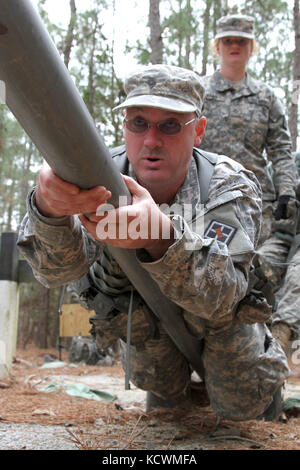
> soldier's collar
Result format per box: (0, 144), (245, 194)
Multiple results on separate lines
(171, 156), (201, 224)
(213, 70), (259, 94)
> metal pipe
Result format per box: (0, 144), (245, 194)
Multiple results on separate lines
(0, 0), (203, 376)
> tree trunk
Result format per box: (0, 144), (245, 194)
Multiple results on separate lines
(178, 0), (184, 67)
(18, 139), (33, 224)
(38, 286), (50, 348)
(64, 0), (77, 69)
(184, 0), (192, 69)
(149, 0), (163, 64)
(212, 0), (222, 70)
(201, 0), (212, 76)
(50, 286), (64, 348)
(0, 108), (5, 155)
(289, 0), (300, 151)
(21, 313), (35, 349)
(5, 176), (16, 232)
(109, 0), (123, 146)
(87, 15), (99, 117)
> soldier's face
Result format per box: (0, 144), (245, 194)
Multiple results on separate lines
(123, 106), (206, 197)
(218, 36), (252, 69)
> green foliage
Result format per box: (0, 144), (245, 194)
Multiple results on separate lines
(0, 108), (42, 232)
(243, 0), (292, 93)
(161, 0), (202, 69)
(69, 2), (123, 145)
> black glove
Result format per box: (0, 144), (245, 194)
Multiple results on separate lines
(274, 195), (291, 220)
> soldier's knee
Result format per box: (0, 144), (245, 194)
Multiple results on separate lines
(203, 321), (290, 421)
(89, 305), (156, 350)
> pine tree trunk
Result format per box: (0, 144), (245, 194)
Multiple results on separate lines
(50, 287), (64, 348)
(0, 108), (5, 156)
(38, 286), (50, 348)
(5, 176), (16, 232)
(184, 0), (192, 69)
(289, 0), (300, 151)
(109, 0), (123, 147)
(64, 0), (77, 69)
(18, 140), (33, 224)
(87, 16), (98, 117)
(149, 0), (163, 64)
(201, 0), (212, 76)
(212, 0), (222, 70)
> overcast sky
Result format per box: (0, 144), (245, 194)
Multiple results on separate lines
(31, 0), (259, 77)
(31, 0), (151, 77)
(30, 0), (294, 94)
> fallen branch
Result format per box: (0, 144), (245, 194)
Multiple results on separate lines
(0, 381), (11, 389)
(13, 356), (34, 367)
(207, 434), (266, 448)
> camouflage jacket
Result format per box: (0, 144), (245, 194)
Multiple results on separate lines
(17, 147), (262, 334)
(200, 71), (296, 202)
(295, 152), (300, 201)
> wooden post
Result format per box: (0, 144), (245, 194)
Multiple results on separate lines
(0, 233), (20, 378)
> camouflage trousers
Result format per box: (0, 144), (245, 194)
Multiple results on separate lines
(90, 302), (289, 421)
(256, 233), (300, 337)
(256, 234), (290, 292)
(258, 201), (274, 246)
(272, 247), (300, 338)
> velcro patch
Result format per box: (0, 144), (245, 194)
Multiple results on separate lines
(204, 220), (237, 245)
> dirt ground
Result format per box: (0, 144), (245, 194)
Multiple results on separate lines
(1, 345), (300, 450)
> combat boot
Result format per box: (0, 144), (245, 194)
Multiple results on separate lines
(258, 385), (283, 422)
(146, 391), (188, 412)
(146, 380), (210, 412)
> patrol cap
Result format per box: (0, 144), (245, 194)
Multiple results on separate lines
(113, 64), (204, 116)
(215, 14), (255, 40)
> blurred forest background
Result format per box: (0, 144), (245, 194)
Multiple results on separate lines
(0, 0), (299, 349)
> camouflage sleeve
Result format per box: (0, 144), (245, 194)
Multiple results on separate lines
(266, 93), (296, 198)
(137, 161), (262, 327)
(17, 188), (102, 288)
(296, 178), (300, 202)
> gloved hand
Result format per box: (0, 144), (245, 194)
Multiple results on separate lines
(274, 195), (290, 220)
(272, 196), (298, 236)
(274, 195), (295, 220)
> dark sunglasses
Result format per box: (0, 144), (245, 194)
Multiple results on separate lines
(124, 116), (196, 136)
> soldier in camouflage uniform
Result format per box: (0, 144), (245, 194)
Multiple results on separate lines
(200, 14), (297, 353)
(200, 14), (297, 244)
(17, 64), (289, 421)
(269, 153), (300, 350)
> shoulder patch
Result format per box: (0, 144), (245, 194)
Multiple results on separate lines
(204, 220), (237, 245)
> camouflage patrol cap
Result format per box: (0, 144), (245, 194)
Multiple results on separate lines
(215, 14), (255, 40)
(113, 64), (204, 116)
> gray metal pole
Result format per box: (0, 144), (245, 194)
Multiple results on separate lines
(0, 0), (203, 376)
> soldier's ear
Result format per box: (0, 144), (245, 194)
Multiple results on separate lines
(194, 116), (206, 146)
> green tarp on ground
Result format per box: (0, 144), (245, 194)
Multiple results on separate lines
(39, 381), (116, 403)
(283, 396), (300, 413)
